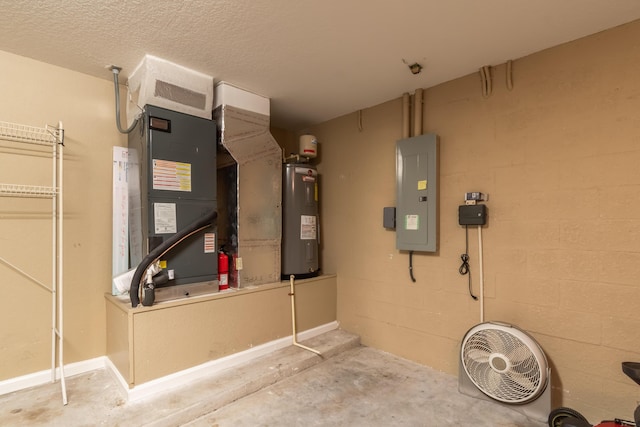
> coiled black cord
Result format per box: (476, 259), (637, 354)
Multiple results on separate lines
(459, 225), (478, 300)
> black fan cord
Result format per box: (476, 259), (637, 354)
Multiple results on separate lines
(459, 225), (478, 300)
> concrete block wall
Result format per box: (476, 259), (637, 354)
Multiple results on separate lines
(311, 20), (640, 421)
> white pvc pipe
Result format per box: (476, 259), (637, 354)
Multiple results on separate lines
(289, 275), (321, 356)
(478, 226), (485, 323)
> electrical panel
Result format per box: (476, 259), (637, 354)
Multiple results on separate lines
(396, 133), (438, 252)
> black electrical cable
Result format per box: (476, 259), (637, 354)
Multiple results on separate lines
(409, 251), (416, 283)
(459, 225), (478, 300)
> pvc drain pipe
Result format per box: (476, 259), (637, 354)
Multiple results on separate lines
(478, 226), (485, 323)
(289, 275), (322, 356)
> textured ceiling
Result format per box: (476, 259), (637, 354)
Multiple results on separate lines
(1, 1), (640, 130)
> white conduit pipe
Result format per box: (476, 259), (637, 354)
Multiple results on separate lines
(402, 93), (410, 139)
(480, 66), (492, 98)
(289, 275), (322, 356)
(506, 60), (514, 91)
(413, 88), (423, 137)
(478, 226), (485, 323)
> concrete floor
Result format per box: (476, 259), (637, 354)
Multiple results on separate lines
(0, 330), (546, 427)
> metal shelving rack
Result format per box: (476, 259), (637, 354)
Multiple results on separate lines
(0, 120), (67, 405)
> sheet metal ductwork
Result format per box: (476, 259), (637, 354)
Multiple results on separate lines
(214, 85), (282, 288)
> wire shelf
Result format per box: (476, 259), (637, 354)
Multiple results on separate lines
(0, 183), (57, 198)
(0, 119), (66, 405)
(0, 121), (59, 146)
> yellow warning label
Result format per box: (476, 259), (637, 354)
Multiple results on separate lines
(159, 260), (167, 269)
(418, 180), (427, 190)
(152, 159), (192, 192)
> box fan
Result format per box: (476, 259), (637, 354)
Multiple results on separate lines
(458, 321), (551, 422)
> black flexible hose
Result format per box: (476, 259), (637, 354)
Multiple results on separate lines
(130, 209), (218, 307)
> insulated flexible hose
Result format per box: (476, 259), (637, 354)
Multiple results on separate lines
(130, 209), (218, 307)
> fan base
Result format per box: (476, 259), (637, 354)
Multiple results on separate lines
(458, 358), (551, 423)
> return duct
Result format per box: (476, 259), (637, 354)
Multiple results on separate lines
(214, 82), (282, 288)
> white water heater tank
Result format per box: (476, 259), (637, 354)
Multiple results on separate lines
(299, 135), (318, 158)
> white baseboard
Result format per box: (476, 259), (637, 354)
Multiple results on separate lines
(1, 321), (339, 401)
(0, 356), (107, 397)
(122, 320), (339, 401)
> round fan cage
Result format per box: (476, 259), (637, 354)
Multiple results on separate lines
(460, 322), (548, 404)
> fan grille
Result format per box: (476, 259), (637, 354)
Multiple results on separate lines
(462, 327), (545, 403)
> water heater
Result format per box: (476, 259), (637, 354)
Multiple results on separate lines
(281, 162), (319, 279)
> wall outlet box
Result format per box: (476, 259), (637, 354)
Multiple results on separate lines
(383, 207), (396, 229)
(459, 204), (487, 225)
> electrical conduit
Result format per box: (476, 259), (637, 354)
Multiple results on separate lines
(413, 88), (423, 137)
(110, 66), (139, 134)
(402, 93), (411, 139)
(405, 88), (424, 282)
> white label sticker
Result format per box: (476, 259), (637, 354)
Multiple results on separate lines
(300, 215), (317, 240)
(152, 159), (192, 192)
(154, 203), (177, 234)
(204, 233), (215, 253)
(112, 147), (129, 280)
(296, 167), (317, 182)
(405, 214), (419, 230)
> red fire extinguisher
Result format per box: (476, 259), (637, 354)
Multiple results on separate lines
(218, 249), (229, 290)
